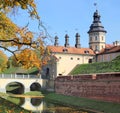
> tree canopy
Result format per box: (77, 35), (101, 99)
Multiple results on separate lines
(0, 0), (50, 71)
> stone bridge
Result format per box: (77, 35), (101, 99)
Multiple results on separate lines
(0, 74), (47, 93)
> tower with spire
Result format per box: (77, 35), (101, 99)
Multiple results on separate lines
(88, 9), (107, 52)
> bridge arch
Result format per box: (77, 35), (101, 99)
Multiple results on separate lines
(6, 81), (25, 94)
(0, 74), (47, 93)
(30, 82), (41, 91)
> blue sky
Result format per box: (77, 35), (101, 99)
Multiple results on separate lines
(11, 0), (120, 48)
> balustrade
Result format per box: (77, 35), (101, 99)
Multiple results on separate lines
(0, 74), (41, 79)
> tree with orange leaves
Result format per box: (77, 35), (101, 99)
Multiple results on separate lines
(0, 1), (50, 71)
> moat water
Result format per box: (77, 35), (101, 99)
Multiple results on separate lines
(8, 97), (96, 113)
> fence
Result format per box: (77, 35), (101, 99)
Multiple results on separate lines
(0, 74), (41, 79)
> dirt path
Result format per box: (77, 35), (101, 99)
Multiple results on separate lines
(9, 94), (44, 98)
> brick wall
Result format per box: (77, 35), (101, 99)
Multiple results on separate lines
(55, 73), (120, 103)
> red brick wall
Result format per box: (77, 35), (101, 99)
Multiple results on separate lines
(55, 73), (120, 103)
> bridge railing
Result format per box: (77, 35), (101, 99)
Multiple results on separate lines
(0, 74), (41, 79)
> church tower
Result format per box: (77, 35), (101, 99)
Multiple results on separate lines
(88, 10), (107, 52)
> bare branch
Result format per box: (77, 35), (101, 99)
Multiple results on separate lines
(0, 39), (32, 46)
(0, 45), (18, 61)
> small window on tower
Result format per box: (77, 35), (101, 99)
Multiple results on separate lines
(95, 36), (97, 40)
(102, 36), (104, 40)
(90, 37), (92, 41)
(96, 45), (98, 50)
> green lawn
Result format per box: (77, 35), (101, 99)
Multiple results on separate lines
(70, 55), (120, 74)
(45, 92), (120, 113)
(1, 91), (120, 113)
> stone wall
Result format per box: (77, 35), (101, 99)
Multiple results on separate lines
(55, 73), (120, 103)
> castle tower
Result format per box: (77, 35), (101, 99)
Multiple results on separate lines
(75, 33), (81, 48)
(64, 34), (69, 47)
(54, 36), (59, 46)
(88, 10), (107, 52)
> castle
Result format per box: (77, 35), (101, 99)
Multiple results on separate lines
(42, 10), (120, 79)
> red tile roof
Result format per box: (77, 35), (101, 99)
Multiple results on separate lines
(47, 46), (95, 55)
(105, 44), (114, 48)
(98, 46), (120, 54)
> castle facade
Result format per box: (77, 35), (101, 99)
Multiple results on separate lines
(42, 10), (120, 79)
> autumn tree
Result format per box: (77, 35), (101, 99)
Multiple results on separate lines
(0, 0), (50, 71)
(0, 50), (8, 72)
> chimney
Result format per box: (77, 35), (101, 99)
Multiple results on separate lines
(113, 41), (120, 46)
(64, 34), (69, 47)
(54, 36), (59, 46)
(75, 33), (81, 48)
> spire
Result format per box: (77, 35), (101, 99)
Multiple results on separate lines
(54, 36), (59, 46)
(88, 10), (107, 33)
(64, 34), (69, 47)
(75, 33), (81, 48)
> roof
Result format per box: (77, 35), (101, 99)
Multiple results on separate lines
(88, 10), (107, 33)
(98, 46), (120, 54)
(47, 46), (95, 55)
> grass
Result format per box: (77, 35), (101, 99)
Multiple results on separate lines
(2, 67), (38, 74)
(24, 91), (44, 96)
(70, 55), (120, 75)
(45, 92), (120, 113)
(1, 91), (120, 113)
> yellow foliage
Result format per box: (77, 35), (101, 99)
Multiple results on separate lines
(0, 50), (8, 72)
(0, 12), (18, 40)
(16, 49), (41, 69)
(0, 0), (39, 19)
(0, 1), (51, 70)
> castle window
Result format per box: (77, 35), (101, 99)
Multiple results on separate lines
(84, 50), (89, 54)
(95, 36), (97, 40)
(95, 45), (98, 50)
(90, 37), (92, 41)
(59, 57), (61, 59)
(63, 48), (68, 52)
(77, 58), (80, 60)
(102, 36), (104, 40)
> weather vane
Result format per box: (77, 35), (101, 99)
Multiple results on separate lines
(94, 2), (98, 10)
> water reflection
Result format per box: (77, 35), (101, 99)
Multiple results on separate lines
(8, 97), (95, 113)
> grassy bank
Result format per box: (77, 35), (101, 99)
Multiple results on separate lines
(45, 92), (120, 113)
(1, 91), (120, 113)
(70, 55), (120, 74)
